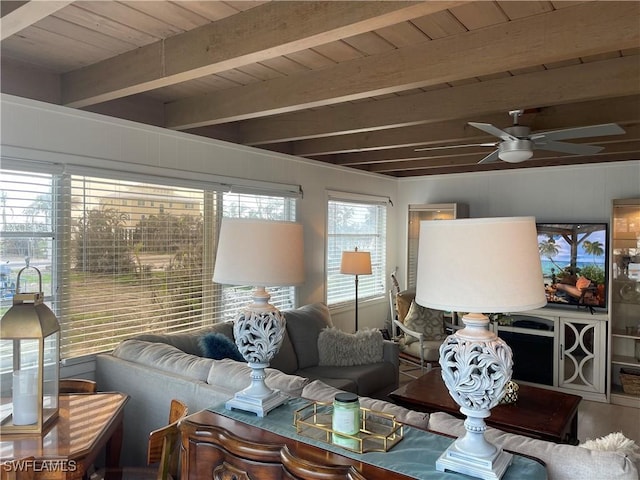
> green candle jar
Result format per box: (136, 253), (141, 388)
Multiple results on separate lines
(332, 392), (360, 449)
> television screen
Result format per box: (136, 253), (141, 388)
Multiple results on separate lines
(536, 223), (608, 310)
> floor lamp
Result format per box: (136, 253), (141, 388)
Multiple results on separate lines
(340, 247), (371, 331)
(415, 217), (546, 479)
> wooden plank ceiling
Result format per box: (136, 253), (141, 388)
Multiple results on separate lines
(1, 1), (639, 177)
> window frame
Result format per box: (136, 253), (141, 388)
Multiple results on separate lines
(1, 165), (300, 360)
(326, 192), (388, 308)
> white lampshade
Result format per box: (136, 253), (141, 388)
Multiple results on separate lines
(213, 218), (304, 287)
(340, 250), (372, 275)
(415, 217), (546, 313)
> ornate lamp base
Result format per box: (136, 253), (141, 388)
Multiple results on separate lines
(436, 443), (512, 480)
(437, 312), (515, 480)
(226, 287), (288, 417)
(225, 361), (289, 417)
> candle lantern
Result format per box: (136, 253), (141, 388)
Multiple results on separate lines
(0, 261), (59, 434)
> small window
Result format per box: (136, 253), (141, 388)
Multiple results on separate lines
(326, 197), (386, 306)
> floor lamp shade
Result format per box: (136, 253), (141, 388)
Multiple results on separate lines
(415, 217), (546, 480)
(340, 248), (371, 332)
(213, 218), (304, 417)
(340, 250), (372, 276)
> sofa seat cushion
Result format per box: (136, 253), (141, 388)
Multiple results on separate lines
(207, 358), (309, 397)
(112, 339), (214, 382)
(300, 362), (396, 398)
(428, 412), (639, 480)
(284, 303), (333, 370)
(298, 374), (356, 393)
(302, 380), (429, 429)
(403, 301), (446, 345)
(317, 327), (383, 366)
(398, 336), (442, 362)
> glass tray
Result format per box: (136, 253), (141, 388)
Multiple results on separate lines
(293, 401), (404, 454)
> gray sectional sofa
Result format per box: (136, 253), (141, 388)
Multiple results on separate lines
(95, 302), (399, 465)
(95, 303), (639, 479)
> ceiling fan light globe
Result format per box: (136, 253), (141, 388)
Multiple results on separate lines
(498, 140), (533, 163)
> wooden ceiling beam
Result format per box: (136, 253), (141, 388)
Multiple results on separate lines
(1, 1), (72, 40)
(281, 97), (640, 156)
(239, 55), (640, 144)
(390, 155), (640, 177)
(363, 139), (640, 173)
(61, 1), (464, 108)
(165, 1), (640, 129)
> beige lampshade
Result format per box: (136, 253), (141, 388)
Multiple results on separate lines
(213, 218), (304, 286)
(415, 217), (547, 313)
(340, 249), (372, 275)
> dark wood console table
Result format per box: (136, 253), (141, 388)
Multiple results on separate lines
(180, 408), (414, 480)
(390, 369), (581, 444)
(179, 403), (547, 480)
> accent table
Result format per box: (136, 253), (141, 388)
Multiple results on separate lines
(390, 369), (581, 444)
(0, 392), (129, 480)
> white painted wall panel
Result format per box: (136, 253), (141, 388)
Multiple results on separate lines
(396, 162), (640, 286)
(1, 94), (398, 333)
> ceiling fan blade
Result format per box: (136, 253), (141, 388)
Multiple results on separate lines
(415, 142), (496, 152)
(477, 150), (500, 164)
(468, 122), (518, 142)
(534, 140), (604, 155)
(531, 123), (625, 141)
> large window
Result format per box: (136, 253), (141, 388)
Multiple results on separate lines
(0, 168), (297, 359)
(326, 196), (387, 306)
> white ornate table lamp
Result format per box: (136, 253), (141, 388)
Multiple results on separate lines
(415, 217), (546, 480)
(213, 218), (304, 416)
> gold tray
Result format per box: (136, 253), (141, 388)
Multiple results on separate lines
(293, 401), (404, 454)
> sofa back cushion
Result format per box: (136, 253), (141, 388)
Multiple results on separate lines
(133, 322), (235, 356)
(428, 412), (639, 480)
(284, 303), (333, 369)
(270, 330), (298, 374)
(207, 358), (308, 397)
(112, 339), (214, 382)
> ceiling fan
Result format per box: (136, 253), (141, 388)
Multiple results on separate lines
(415, 110), (625, 164)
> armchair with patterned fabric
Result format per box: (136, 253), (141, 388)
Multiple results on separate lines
(389, 274), (456, 378)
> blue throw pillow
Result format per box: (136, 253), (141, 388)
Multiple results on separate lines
(198, 332), (245, 362)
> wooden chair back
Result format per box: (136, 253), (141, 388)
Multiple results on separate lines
(59, 378), (97, 394)
(147, 399), (188, 480)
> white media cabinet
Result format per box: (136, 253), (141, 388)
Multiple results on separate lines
(492, 307), (608, 403)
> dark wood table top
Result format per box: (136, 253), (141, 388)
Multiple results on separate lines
(0, 392), (129, 479)
(181, 408), (418, 480)
(389, 369), (582, 444)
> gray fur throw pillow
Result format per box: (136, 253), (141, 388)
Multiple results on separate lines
(317, 327), (384, 366)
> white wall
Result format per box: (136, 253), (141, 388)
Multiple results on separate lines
(395, 162), (640, 286)
(3, 95), (638, 334)
(0, 94), (398, 332)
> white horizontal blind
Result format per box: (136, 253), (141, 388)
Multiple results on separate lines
(215, 192), (297, 323)
(327, 198), (386, 305)
(58, 175), (211, 358)
(2, 167), (299, 359)
(0, 170), (55, 309)
(0, 171), (55, 374)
